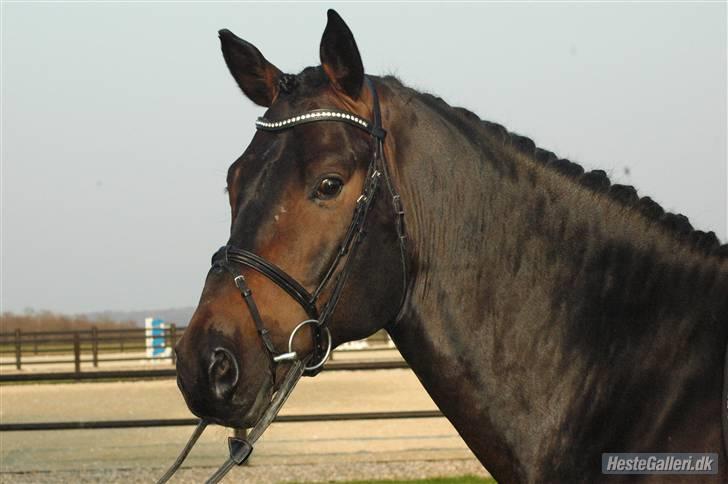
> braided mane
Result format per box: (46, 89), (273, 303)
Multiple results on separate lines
(410, 93), (728, 259)
(447, 104), (728, 259)
(287, 71), (726, 259)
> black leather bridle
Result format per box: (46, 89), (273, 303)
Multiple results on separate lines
(210, 77), (406, 375)
(158, 77), (407, 483)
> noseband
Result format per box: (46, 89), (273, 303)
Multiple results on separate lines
(158, 77), (407, 483)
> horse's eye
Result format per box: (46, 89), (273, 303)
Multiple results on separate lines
(315, 177), (344, 200)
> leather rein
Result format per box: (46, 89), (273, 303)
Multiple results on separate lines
(157, 77), (407, 483)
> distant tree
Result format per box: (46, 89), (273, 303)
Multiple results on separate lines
(0, 311), (137, 333)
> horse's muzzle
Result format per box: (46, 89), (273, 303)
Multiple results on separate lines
(208, 347), (240, 400)
(175, 340), (242, 419)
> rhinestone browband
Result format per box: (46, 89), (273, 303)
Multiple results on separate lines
(255, 108), (384, 138)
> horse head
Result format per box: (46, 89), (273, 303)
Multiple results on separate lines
(174, 10), (407, 429)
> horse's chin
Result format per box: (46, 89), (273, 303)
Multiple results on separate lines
(227, 373), (274, 428)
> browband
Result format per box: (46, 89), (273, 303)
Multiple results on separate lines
(256, 108), (386, 139)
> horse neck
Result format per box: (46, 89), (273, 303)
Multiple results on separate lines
(381, 81), (728, 481)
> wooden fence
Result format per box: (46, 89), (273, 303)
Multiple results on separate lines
(0, 327), (395, 375)
(0, 326), (181, 371)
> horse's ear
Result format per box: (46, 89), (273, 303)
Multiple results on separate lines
(219, 29), (282, 107)
(319, 10), (364, 100)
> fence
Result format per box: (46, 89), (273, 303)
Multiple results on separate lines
(0, 326), (181, 371)
(0, 334), (428, 456)
(0, 327), (397, 375)
(0, 410), (443, 432)
(0, 344), (423, 435)
(0, 360), (409, 383)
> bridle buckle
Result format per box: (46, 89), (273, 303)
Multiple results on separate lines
(233, 275), (250, 295)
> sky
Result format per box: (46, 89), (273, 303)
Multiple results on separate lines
(2, 2), (726, 315)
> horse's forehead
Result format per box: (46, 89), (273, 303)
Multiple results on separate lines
(228, 85), (369, 190)
(241, 118), (362, 170)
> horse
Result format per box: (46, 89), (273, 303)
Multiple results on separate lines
(170, 9), (728, 483)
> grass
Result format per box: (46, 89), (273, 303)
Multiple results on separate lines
(297, 477), (496, 484)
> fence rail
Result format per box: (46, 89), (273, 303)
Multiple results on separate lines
(0, 334), (420, 448)
(0, 326), (182, 371)
(0, 410), (443, 432)
(0, 326), (397, 377)
(0, 360), (409, 383)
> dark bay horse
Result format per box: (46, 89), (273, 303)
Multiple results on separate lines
(173, 10), (728, 483)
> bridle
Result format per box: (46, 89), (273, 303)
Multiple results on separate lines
(157, 77), (408, 483)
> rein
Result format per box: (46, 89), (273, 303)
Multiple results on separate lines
(157, 77), (407, 483)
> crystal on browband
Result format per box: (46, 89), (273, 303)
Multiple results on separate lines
(255, 109), (374, 134)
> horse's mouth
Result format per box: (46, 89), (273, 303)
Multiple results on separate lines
(222, 372), (275, 428)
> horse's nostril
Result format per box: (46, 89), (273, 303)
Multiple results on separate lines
(208, 347), (240, 400)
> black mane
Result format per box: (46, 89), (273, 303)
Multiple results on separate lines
(446, 102), (728, 259)
(284, 72), (726, 259)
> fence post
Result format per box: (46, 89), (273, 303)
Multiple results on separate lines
(14, 329), (22, 370)
(33, 333), (38, 355)
(91, 327), (99, 368)
(73, 332), (81, 374)
(170, 324), (177, 364)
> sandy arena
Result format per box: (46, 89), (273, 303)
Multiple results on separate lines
(0, 367), (491, 483)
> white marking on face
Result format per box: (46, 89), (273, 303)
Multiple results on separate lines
(273, 205), (287, 223)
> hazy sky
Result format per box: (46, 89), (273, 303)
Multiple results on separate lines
(2, 2), (726, 314)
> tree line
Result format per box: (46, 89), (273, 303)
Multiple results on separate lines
(0, 311), (137, 333)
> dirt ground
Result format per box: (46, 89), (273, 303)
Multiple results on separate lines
(0, 368), (490, 483)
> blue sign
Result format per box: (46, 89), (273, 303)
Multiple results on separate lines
(145, 317), (170, 359)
